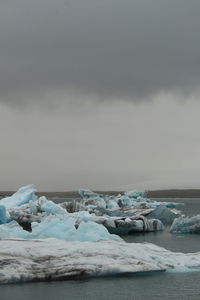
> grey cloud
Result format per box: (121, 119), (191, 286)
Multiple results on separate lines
(0, 0), (200, 103)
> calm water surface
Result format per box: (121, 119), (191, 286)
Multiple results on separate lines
(1, 198), (200, 300)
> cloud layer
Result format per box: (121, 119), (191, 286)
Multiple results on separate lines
(1, 0), (200, 103)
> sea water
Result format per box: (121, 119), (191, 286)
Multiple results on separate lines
(1, 198), (200, 300)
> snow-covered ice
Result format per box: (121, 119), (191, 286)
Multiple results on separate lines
(1, 238), (200, 284)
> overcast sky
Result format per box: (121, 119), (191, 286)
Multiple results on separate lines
(1, 0), (200, 191)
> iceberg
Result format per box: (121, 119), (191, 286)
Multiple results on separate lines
(170, 215), (200, 233)
(0, 185), (182, 240)
(0, 214), (121, 242)
(100, 215), (164, 234)
(71, 211), (164, 234)
(8, 195), (68, 229)
(78, 189), (182, 211)
(0, 184), (37, 210)
(9, 204), (42, 230)
(5, 204), (164, 240)
(1, 239), (200, 284)
(0, 185), (38, 224)
(147, 205), (181, 225)
(0, 186), (164, 237)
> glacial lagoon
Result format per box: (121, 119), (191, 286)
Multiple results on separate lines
(1, 188), (200, 299)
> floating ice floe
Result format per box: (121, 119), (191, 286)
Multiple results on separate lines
(100, 215), (163, 234)
(1, 239), (200, 284)
(78, 189), (182, 211)
(5, 209), (163, 239)
(72, 211), (164, 234)
(0, 185), (165, 235)
(0, 185), (184, 239)
(170, 215), (200, 233)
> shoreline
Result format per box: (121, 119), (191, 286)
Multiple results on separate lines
(1, 189), (200, 198)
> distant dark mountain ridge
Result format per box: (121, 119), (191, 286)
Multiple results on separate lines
(147, 189), (200, 198)
(1, 189), (200, 199)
